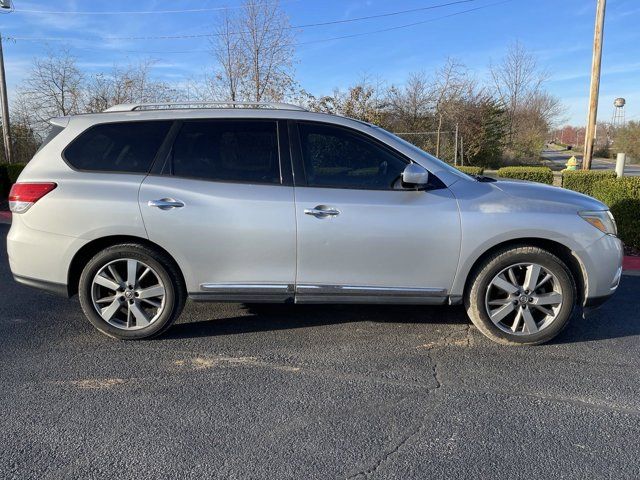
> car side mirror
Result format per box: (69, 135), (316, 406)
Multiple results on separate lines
(402, 163), (429, 188)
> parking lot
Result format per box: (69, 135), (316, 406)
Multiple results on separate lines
(1, 222), (640, 479)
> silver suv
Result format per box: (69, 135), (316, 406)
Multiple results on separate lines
(7, 102), (623, 345)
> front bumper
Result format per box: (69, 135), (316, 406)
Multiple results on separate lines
(578, 233), (623, 304)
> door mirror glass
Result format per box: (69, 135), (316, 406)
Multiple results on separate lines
(402, 163), (429, 187)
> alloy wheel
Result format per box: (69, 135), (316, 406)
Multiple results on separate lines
(484, 262), (564, 336)
(90, 259), (166, 330)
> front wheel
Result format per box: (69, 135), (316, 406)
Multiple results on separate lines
(465, 246), (576, 345)
(78, 244), (185, 340)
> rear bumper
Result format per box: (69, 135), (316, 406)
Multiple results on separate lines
(13, 274), (69, 297)
(7, 214), (85, 293)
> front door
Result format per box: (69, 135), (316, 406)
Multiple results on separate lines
(139, 119), (296, 301)
(292, 121), (461, 303)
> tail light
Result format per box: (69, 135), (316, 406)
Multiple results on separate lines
(8, 182), (57, 213)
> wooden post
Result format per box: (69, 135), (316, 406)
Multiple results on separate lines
(453, 123), (458, 166)
(435, 113), (442, 158)
(582, 0), (606, 170)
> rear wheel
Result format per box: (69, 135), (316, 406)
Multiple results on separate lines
(78, 244), (185, 340)
(465, 246), (576, 345)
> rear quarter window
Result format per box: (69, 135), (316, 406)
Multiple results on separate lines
(64, 121), (172, 173)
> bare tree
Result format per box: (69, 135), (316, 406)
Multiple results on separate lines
(489, 42), (562, 158)
(432, 58), (473, 155)
(212, 12), (246, 102)
(386, 72), (434, 132)
(211, 0), (295, 102)
(16, 48), (84, 133)
(84, 60), (182, 113)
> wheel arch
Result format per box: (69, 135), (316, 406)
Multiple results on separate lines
(67, 235), (187, 297)
(461, 238), (586, 305)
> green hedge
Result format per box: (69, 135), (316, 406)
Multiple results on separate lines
(0, 163), (27, 198)
(592, 177), (640, 250)
(561, 170), (616, 196)
(455, 166), (484, 176)
(496, 166), (553, 185)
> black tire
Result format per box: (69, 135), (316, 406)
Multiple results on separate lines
(465, 246), (576, 346)
(78, 243), (185, 340)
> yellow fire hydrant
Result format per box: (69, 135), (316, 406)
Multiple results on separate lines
(565, 156), (578, 170)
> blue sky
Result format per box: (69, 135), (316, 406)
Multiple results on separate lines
(1, 0), (639, 125)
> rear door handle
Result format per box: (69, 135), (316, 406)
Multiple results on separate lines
(148, 198), (185, 210)
(304, 206), (340, 218)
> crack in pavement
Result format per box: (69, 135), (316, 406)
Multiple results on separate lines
(345, 424), (426, 479)
(345, 342), (447, 479)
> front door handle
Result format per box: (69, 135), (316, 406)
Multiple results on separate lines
(148, 198), (185, 210)
(304, 206), (340, 218)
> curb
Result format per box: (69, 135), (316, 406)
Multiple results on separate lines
(623, 255), (640, 274)
(0, 209), (638, 273)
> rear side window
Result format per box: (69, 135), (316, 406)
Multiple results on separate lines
(170, 120), (281, 184)
(64, 121), (172, 173)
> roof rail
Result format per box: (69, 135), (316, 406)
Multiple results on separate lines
(103, 101), (307, 113)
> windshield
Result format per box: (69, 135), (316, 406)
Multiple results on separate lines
(371, 127), (473, 180)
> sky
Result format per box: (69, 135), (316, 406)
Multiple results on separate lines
(1, 0), (639, 126)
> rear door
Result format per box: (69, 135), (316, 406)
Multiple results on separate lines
(139, 119), (296, 300)
(291, 121), (461, 303)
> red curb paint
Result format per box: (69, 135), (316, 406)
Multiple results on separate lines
(623, 256), (640, 271)
(0, 211), (11, 221)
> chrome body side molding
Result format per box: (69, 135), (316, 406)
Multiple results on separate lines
(295, 285), (446, 296)
(192, 284), (295, 303)
(191, 283), (448, 305)
(295, 284), (448, 305)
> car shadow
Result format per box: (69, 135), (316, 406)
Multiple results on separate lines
(164, 303), (469, 340)
(556, 275), (640, 344)
(165, 276), (640, 344)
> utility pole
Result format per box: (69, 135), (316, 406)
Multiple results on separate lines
(0, 33), (11, 164)
(582, 0), (606, 170)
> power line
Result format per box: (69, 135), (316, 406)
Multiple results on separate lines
(8, 0), (475, 42)
(296, 1), (513, 47)
(11, 0), (296, 15)
(7, 0), (512, 55)
(116, 0), (514, 54)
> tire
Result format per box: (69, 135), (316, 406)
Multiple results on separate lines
(465, 246), (576, 346)
(78, 243), (185, 340)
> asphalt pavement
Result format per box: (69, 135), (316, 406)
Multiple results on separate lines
(2, 223), (640, 479)
(542, 149), (640, 176)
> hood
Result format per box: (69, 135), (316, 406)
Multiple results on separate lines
(492, 179), (608, 212)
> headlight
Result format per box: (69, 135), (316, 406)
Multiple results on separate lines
(579, 210), (617, 236)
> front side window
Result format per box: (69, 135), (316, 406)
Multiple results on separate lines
(298, 123), (407, 190)
(170, 120), (281, 185)
(64, 121), (172, 172)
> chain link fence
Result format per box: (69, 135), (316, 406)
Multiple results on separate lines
(393, 131), (459, 165)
